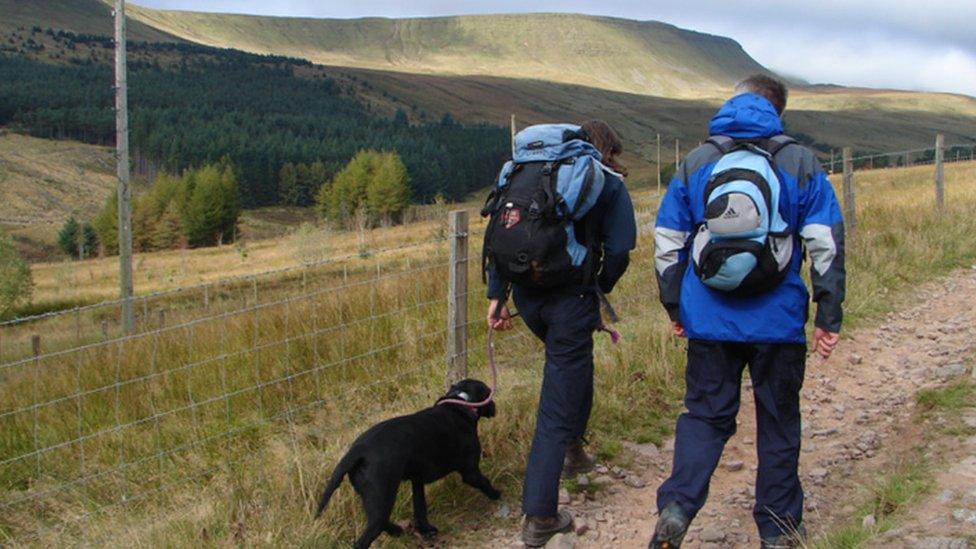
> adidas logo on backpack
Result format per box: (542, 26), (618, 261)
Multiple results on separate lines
(690, 135), (797, 296)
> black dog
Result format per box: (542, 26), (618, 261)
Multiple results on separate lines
(315, 378), (501, 548)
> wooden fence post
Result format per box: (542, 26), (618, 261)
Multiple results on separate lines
(446, 210), (469, 389)
(843, 147), (856, 239)
(656, 133), (662, 192)
(32, 334), (41, 476)
(935, 134), (945, 213)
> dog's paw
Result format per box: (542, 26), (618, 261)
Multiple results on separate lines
(415, 524), (439, 539)
(384, 523), (404, 537)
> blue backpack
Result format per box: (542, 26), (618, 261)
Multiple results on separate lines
(691, 135), (796, 296)
(481, 124), (607, 289)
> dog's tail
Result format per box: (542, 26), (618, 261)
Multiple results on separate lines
(314, 452), (361, 518)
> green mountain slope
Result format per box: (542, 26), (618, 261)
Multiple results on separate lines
(124, 8), (770, 97)
(3, 0), (974, 186)
(0, 0), (180, 42)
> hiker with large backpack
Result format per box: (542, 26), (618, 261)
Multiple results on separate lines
(483, 120), (636, 546)
(649, 75), (846, 548)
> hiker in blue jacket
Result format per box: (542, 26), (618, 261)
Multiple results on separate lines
(650, 75), (845, 549)
(486, 120), (636, 547)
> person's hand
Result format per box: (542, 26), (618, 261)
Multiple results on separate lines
(671, 321), (686, 338)
(812, 328), (840, 360)
(487, 299), (513, 331)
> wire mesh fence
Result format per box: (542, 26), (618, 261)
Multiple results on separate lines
(0, 135), (972, 543)
(0, 221), (465, 366)
(0, 237), (462, 543)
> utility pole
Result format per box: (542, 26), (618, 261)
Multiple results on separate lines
(115, 0), (134, 333)
(674, 138), (680, 169)
(656, 133), (662, 192)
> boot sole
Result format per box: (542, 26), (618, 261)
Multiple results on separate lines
(649, 522), (687, 548)
(522, 519), (574, 547)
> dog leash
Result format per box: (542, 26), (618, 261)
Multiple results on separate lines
(436, 296), (621, 410)
(436, 326), (500, 410)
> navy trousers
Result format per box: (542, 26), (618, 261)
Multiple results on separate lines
(513, 288), (600, 518)
(657, 340), (807, 539)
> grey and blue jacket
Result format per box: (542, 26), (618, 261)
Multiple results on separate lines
(654, 93), (845, 343)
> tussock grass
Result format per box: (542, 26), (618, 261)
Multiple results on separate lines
(1, 162), (976, 545)
(810, 454), (934, 549)
(811, 379), (975, 548)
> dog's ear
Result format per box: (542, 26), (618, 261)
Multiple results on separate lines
(480, 400), (497, 419)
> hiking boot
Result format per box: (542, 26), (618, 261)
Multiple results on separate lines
(648, 502), (690, 548)
(522, 510), (574, 547)
(562, 438), (596, 477)
(760, 523), (808, 548)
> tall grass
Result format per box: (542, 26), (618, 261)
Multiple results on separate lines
(1, 161), (975, 546)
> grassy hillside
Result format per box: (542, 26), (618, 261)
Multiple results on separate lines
(0, 132), (115, 221)
(0, 132), (118, 260)
(118, 3), (976, 153)
(332, 66), (976, 159)
(5, 0), (974, 159)
(2, 160), (976, 546)
(125, 8), (769, 98)
(0, 0), (180, 42)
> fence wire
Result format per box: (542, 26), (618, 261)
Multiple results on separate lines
(0, 138), (969, 544)
(0, 238), (461, 543)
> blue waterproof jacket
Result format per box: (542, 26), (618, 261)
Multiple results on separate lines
(654, 93), (845, 344)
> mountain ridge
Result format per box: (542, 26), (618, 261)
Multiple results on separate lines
(122, 6), (772, 97)
(0, 0), (180, 42)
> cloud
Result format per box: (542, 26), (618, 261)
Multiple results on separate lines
(134, 0), (976, 96)
(719, 25), (976, 96)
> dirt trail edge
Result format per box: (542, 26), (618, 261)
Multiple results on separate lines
(491, 268), (976, 549)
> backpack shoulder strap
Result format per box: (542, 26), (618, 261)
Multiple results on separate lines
(705, 135), (735, 155)
(763, 135), (797, 157)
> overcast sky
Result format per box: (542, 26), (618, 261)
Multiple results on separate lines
(137, 0), (976, 97)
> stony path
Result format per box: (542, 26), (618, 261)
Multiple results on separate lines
(867, 410), (976, 549)
(488, 268), (976, 548)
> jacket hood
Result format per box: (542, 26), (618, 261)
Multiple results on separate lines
(708, 93), (783, 139)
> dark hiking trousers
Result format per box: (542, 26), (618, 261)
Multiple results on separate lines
(657, 340), (807, 539)
(513, 287), (601, 518)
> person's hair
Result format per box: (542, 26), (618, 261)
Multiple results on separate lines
(580, 119), (628, 177)
(734, 74), (788, 115)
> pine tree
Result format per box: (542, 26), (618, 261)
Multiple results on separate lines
(278, 162), (298, 206)
(92, 190), (119, 256)
(81, 223), (98, 258)
(57, 216), (80, 258)
(151, 200), (183, 250)
(366, 152), (411, 226)
(319, 150), (376, 223)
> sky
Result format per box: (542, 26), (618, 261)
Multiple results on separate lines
(136, 0), (976, 97)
